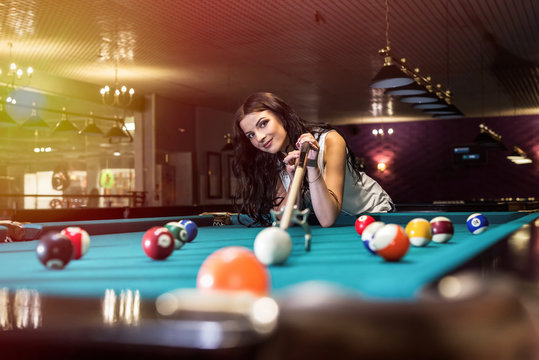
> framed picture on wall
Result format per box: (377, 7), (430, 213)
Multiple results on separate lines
(207, 152), (222, 199)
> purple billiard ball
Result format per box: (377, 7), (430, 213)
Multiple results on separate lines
(429, 216), (454, 243)
(36, 232), (74, 269)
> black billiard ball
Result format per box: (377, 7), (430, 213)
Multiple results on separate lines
(36, 232), (74, 269)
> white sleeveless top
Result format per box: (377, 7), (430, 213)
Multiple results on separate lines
(279, 130), (394, 214)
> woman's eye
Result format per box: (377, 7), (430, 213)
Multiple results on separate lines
(259, 120), (268, 128)
(246, 133), (254, 139)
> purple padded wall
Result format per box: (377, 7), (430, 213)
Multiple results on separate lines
(337, 115), (539, 203)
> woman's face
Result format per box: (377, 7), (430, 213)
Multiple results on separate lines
(239, 110), (289, 154)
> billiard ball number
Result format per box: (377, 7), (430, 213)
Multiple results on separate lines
(355, 215), (375, 236)
(36, 232), (75, 270)
(466, 213), (489, 234)
(142, 226), (175, 260)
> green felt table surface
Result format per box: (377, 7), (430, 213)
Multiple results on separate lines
(0, 211), (536, 301)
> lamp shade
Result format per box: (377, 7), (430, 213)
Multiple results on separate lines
(22, 113), (49, 130)
(424, 104), (461, 115)
(0, 107), (17, 127)
(370, 64), (414, 89)
(53, 118), (79, 134)
(413, 100), (449, 110)
(473, 131), (506, 150)
(79, 122), (104, 136)
(400, 93), (439, 104)
(385, 82), (427, 96)
(507, 146), (526, 160)
(106, 124), (129, 138)
(432, 113), (464, 119)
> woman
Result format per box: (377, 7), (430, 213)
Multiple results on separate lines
(232, 92), (393, 227)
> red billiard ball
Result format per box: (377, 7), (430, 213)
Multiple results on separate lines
(371, 224), (410, 261)
(36, 231), (74, 269)
(142, 227), (175, 260)
(197, 246), (270, 296)
(429, 216), (454, 243)
(355, 215), (375, 236)
(61, 227), (90, 259)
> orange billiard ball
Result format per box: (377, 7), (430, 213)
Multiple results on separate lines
(371, 224), (410, 261)
(197, 246), (271, 297)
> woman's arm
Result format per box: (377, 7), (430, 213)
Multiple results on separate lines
(306, 131), (346, 227)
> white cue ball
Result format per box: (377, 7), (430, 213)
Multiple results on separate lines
(254, 227), (292, 265)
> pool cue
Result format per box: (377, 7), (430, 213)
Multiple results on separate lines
(279, 142), (311, 230)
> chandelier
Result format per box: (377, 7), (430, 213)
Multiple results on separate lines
(100, 60), (134, 107)
(2, 42), (34, 104)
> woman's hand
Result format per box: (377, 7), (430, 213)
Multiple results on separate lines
(282, 133), (320, 178)
(296, 133), (319, 162)
(283, 150), (300, 178)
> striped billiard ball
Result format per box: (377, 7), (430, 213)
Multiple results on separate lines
(429, 216), (454, 243)
(466, 213), (489, 235)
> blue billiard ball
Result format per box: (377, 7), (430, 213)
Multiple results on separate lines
(466, 213), (489, 234)
(178, 219), (198, 242)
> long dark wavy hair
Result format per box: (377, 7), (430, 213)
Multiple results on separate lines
(231, 92), (361, 226)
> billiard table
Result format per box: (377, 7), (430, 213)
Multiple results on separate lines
(0, 210), (538, 359)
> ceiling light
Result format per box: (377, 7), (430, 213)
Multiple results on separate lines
(2, 42), (33, 87)
(52, 107), (79, 134)
(507, 146), (526, 160)
(507, 146), (532, 164)
(385, 81), (427, 96)
(370, 0), (413, 89)
(79, 113), (104, 136)
(100, 59), (134, 107)
(473, 123), (506, 150)
(432, 113), (464, 119)
(371, 49), (413, 89)
(21, 103), (48, 130)
(0, 101), (18, 127)
(413, 99), (449, 110)
(400, 93), (439, 104)
(511, 158), (533, 165)
(106, 124), (129, 138)
(221, 133), (233, 151)
(106, 118), (130, 140)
